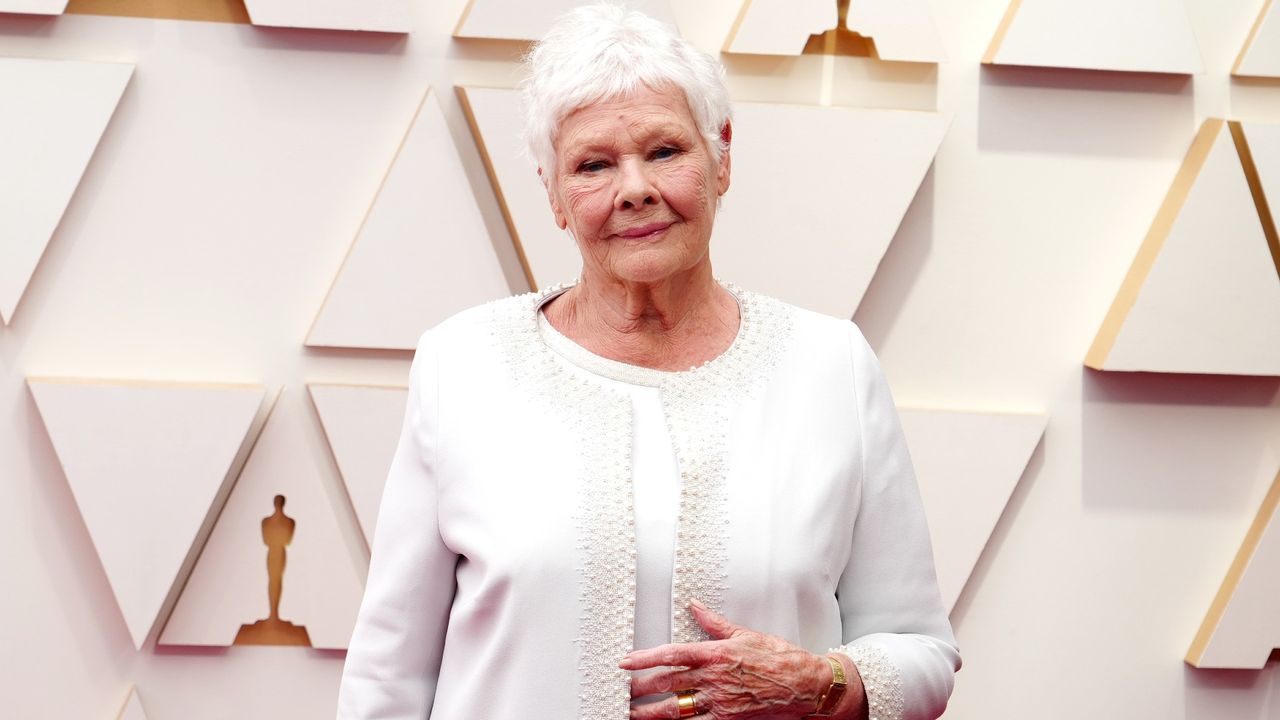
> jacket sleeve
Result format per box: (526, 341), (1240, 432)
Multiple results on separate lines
(336, 330), (458, 719)
(831, 324), (962, 720)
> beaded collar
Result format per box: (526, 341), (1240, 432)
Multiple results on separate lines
(533, 280), (748, 388)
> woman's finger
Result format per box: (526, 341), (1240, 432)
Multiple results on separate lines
(629, 690), (708, 720)
(619, 640), (724, 670)
(687, 600), (745, 641)
(629, 667), (702, 698)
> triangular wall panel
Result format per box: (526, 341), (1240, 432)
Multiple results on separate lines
(711, 102), (948, 319)
(724, 0), (944, 62)
(0, 57), (133, 324)
(160, 393), (364, 649)
(308, 384), (408, 550)
(242, 0), (409, 32)
(983, 0), (1203, 74)
(1188, 470), (1280, 669)
(0, 0), (68, 13)
(899, 409), (1047, 612)
(307, 88), (510, 350)
(1086, 120), (1280, 376)
(28, 378), (269, 649)
(1235, 0), (1280, 78)
(454, 0), (677, 40)
(459, 86), (949, 319)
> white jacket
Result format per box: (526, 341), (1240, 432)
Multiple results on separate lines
(336, 283), (960, 720)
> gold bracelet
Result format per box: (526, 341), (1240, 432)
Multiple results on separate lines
(812, 654), (848, 716)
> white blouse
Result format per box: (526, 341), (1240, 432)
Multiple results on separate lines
(336, 283), (960, 720)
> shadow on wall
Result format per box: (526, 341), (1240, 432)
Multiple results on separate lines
(1183, 658), (1280, 719)
(1080, 369), (1280, 512)
(978, 65), (1195, 158)
(718, 53), (938, 111)
(0, 12), (58, 40)
(852, 166), (934, 345)
(1229, 75), (1280, 123)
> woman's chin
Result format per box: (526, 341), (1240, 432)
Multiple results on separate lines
(605, 250), (702, 285)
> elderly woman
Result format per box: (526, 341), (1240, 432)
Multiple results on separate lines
(336, 4), (959, 720)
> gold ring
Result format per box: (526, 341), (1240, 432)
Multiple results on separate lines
(675, 690), (698, 718)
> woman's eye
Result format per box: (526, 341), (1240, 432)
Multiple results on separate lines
(652, 147), (679, 160)
(578, 160), (607, 173)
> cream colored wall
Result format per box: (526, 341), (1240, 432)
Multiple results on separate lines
(2, 0), (1279, 718)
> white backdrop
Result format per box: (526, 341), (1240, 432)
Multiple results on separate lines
(1, 0), (1279, 718)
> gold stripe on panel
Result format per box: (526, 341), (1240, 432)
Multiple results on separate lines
(982, 0), (1024, 65)
(456, 86), (540, 291)
(721, 0), (754, 53)
(1186, 470), (1280, 667)
(1232, 0), (1274, 76)
(1084, 119), (1224, 369)
(452, 0), (477, 36)
(65, 0), (250, 24)
(1228, 121), (1280, 283)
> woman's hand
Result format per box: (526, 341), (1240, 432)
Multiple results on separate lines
(620, 601), (867, 719)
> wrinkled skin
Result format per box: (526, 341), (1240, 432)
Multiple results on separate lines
(539, 83), (739, 372)
(545, 83), (728, 288)
(621, 602), (868, 719)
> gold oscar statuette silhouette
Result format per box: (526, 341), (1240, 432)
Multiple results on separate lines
(234, 494), (312, 646)
(803, 0), (878, 57)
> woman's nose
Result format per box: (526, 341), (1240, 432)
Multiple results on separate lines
(615, 159), (658, 209)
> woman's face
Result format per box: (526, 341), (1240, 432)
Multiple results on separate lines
(544, 84), (731, 286)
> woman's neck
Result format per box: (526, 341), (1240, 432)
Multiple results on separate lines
(543, 267), (740, 372)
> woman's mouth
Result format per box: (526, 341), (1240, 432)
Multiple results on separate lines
(615, 222), (672, 240)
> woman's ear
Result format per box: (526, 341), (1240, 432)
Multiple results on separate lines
(716, 121), (733, 196)
(539, 167), (570, 230)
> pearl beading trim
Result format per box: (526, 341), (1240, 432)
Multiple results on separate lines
(662, 285), (793, 643)
(838, 642), (905, 720)
(490, 287), (636, 720)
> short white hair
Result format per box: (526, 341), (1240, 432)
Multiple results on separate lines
(520, 2), (732, 177)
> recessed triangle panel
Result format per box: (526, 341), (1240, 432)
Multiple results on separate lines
(0, 57), (133, 324)
(0, 0), (68, 13)
(983, 0), (1203, 74)
(242, 0), (409, 32)
(1235, 0), (1280, 78)
(28, 378), (268, 649)
(307, 88), (510, 350)
(454, 0), (677, 40)
(1087, 120), (1280, 376)
(116, 687), (148, 720)
(724, 0), (944, 62)
(160, 394), (364, 650)
(1188, 470), (1280, 669)
(898, 409), (1046, 612)
(308, 384), (408, 549)
(459, 86), (949, 318)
